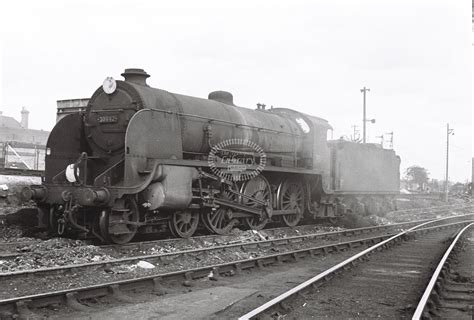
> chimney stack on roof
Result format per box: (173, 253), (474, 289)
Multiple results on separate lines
(21, 107), (29, 129)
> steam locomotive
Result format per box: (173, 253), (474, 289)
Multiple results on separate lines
(22, 68), (400, 244)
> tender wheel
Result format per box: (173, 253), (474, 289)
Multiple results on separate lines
(278, 178), (304, 227)
(99, 197), (139, 244)
(168, 210), (199, 238)
(240, 176), (272, 230)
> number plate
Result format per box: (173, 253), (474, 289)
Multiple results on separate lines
(97, 115), (118, 124)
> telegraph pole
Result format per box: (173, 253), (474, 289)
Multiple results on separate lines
(444, 123), (454, 202)
(360, 87), (370, 143)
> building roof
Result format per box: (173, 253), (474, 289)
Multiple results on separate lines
(0, 115), (21, 128)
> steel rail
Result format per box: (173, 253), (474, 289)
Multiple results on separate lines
(1, 209), (466, 256)
(238, 217), (474, 320)
(1, 203), (470, 256)
(384, 203), (472, 215)
(0, 222), (374, 255)
(100, 216), (450, 251)
(0, 224), (411, 278)
(411, 222), (474, 320)
(101, 211), (467, 250)
(3, 215), (472, 279)
(0, 232), (399, 313)
(0, 220), (470, 317)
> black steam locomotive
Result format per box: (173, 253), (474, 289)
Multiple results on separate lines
(22, 68), (400, 244)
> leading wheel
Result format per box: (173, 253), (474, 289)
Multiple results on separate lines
(99, 197), (139, 244)
(278, 178), (304, 227)
(168, 210), (199, 238)
(240, 176), (272, 230)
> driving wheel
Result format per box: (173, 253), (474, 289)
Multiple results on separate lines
(240, 175), (272, 230)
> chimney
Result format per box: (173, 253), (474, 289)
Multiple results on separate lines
(21, 107), (29, 129)
(121, 68), (150, 86)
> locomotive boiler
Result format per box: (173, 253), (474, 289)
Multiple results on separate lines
(23, 68), (400, 244)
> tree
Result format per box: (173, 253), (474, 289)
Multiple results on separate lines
(405, 166), (429, 191)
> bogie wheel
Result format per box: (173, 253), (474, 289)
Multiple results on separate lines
(168, 210), (199, 238)
(240, 175), (272, 230)
(278, 178), (304, 227)
(99, 196), (140, 244)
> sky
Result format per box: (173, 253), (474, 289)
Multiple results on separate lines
(0, 0), (472, 183)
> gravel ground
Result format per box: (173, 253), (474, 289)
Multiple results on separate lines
(37, 243), (366, 320)
(384, 204), (472, 223)
(0, 201), (471, 274)
(0, 196), (470, 319)
(0, 225), (345, 273)
(0, 200), (42, 243)
(0, 226), (405, 299)
(0, 238), (113, 271)
(40, 227), (458, 320)
(395, 197), (446, 210)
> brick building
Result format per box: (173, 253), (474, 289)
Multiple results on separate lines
(0, 107), (49, 145)
(0, 108), (50, 170)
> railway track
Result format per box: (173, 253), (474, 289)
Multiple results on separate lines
(0, 223), (335, 257)
(101, 205), (471, 254)
(384, 203), (473, 223)
(0, 241), (34, 258)
(0, 223), (357, 259)
(386, 203), (471, 215)
(0, 215), (472, 318)
(412, 223), (473, 320)
(1, 202), (471, 258)
(239, 217), (473, 319)
(2, 215), (472, 280)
